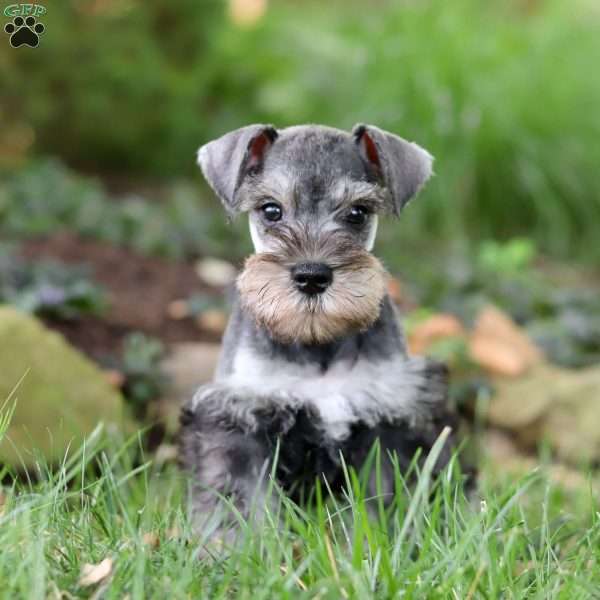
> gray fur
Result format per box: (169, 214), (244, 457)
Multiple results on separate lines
(198, 123), (432, 218)
(198, 124), (278, 214)
(203, 292), (444, 440)
(353, 124), (434, 213)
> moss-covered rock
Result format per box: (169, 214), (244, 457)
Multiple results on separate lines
(488, 363), (600, 465)
(0, 306), (126, 467)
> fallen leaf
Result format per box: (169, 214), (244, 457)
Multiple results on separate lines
(228, 0), (267, 27)
(79, 557), (113, 587)
(387, 277), (403, 305)
(469, 305), (542, 377)
(154, 444), (178, 464)
(142, 532), (160, 549)
(195, 258), (237, 288)
(103, 369), (125, 389)
(408, 313), (465, 355)
(469, 336), (530, 377)
(280, 565), (307, 591)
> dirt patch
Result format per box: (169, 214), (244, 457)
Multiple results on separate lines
(19, 232), (222, 359)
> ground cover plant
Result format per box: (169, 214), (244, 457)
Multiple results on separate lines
(0, 244), (106, 319)
(0, 160), (246, 261)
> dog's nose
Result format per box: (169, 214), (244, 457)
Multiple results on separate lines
(291, 262), (333, 295)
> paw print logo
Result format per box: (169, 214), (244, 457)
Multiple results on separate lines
(4, 15), (45, 48)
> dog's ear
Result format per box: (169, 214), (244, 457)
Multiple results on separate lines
(198, 124), (278, 214)
(352, 124), (433, 214)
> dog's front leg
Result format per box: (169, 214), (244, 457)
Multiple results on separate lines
(179, 384), (275, 553)
(181, 390), (270, 546)
(337, 356), (456, 508)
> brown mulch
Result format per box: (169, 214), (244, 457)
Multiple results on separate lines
(19, 232), (221, 360)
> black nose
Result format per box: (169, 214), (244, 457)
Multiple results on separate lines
(291, 262), (333, 295)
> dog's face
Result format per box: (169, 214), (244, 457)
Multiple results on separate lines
(198, 124), (433, 344)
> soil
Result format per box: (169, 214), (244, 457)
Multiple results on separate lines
(19, 232), (222, 361)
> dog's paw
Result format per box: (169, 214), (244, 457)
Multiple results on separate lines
(184, 381), (299, 433)
(4, 16), (44, 48)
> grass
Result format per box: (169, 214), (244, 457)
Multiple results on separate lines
(1, 412), (600, 599)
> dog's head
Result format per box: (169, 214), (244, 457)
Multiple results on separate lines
(198, 124), (433, 344)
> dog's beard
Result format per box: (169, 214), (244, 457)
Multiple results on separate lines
(237, 235), (388, 344)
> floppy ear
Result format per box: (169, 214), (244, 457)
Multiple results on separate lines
(352, 124), (433, 214)
(197, 124), (278, 214)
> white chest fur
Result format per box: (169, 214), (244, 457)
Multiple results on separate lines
(211, 345), (433, 439)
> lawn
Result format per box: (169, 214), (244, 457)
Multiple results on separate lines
(1, 407), (599, 599)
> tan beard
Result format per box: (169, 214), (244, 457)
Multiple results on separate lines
(237, 247), (388, 345)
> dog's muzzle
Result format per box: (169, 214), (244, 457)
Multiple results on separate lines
(237, 229), (388, 344)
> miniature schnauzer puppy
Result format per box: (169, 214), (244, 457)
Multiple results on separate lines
(180, 123), (461, 544)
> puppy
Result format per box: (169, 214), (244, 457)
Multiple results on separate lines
(180, 124), (463, 546)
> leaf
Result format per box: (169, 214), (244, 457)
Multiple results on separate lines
(228, 0), (268, 27)
(387, 276), (405, 305)
(142, 532), (160, 549)
(469, 305), (542, 377)
(79, 558), (113, 587)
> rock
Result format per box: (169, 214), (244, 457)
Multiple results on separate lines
(408, 313), (465, 355)
(0, 306), (126, 468)
(195, 258), (237, 288)
(469, 305), (543, 377)
(159, 343), (221, 432)
(487, 363), (600, 464)
(161, 342), (220, 396)
(482, 429), (599, 493)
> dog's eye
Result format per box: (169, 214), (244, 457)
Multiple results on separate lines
(345, 205), (369, 226)
(260, 202), (283, 222)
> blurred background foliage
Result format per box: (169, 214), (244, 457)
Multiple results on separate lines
(1, 0), (600, 262)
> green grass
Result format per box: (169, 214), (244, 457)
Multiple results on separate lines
(1, 417), (599, 599)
